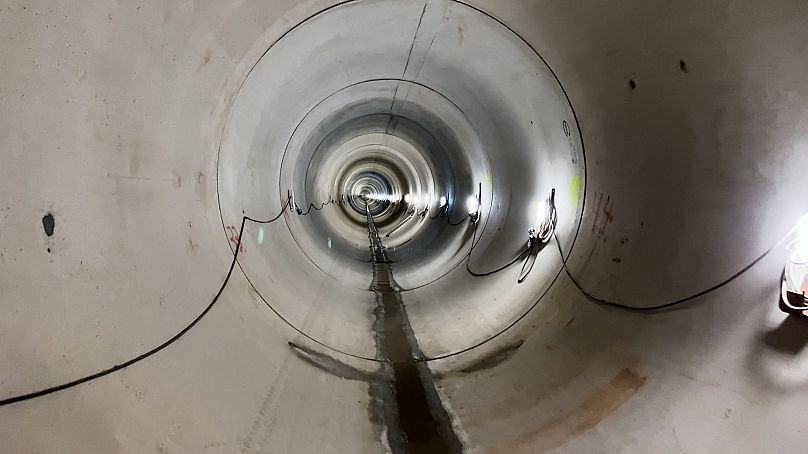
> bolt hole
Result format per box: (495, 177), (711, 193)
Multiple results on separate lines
(42, 212), (55, 237)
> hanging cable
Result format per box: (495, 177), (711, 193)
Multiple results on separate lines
(553, 223), (796, 311)
(417, 204), (798, 363)
(517, 240), (540, 284)
(0, 195), (381, 408)
(429, 198), (449, 220)
(446, 213), (468, 226)
(465, 220), (533, 278)
(296, 201), (329, 215)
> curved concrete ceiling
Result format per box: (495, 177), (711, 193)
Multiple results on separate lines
(2, 0), (808, 452)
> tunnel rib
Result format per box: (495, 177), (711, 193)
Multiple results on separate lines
(366, 206), (462, 454)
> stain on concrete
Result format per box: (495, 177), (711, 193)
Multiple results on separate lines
(195, 171), (206, 202)
(129, 153), (141, 175)
(506, 367), (646, 452)
(42, 212), (55, 236)
(288, 342), (379, 382)
(459, 340), (524, 374)
(679, 59), (689, 74)
(200, 48), (212, 69)
(186, 239), (199, 253)
(245, 283), (265, 310)
(366, 210), (462, 454)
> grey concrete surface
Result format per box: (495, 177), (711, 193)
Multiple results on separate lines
(1, 0), (808, 452)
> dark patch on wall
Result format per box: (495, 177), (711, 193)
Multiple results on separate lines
(367, 213), (462, 454)
(42, 212), (55, 237)
(459, 340), (524, 374)
(679, 59), (689, 73)
(628, 79), (637, 90)
(503, 367), (647, 451)
(288, 342), (380, 382)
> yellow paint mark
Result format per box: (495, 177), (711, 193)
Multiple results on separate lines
(569, 175), (583, 204)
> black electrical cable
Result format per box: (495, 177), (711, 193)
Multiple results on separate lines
(554, 231), (784, 311)
(517, 240), (540, 284)
(417, 208), (794, 362)
(465, 220), (533, 278)
(401, 215), (534, 292)
(447, 214), (468, 226)
(295, 200), (330, 216)
(0, 196), (383, 408)
(0, 198), (290, 407)
(428, 204), (450, 220)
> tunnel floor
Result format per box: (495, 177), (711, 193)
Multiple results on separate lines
(368, 210), (462, 453)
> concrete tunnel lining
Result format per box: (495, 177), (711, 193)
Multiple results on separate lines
(2, 0), (808, 452)
(217, 0), (586, 362)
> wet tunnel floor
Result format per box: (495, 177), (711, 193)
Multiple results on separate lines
(366, 212), (462, 454)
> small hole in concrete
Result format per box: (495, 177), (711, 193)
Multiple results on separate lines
(47, 247), (51, 253)
(628, 79), (637, 90)
(679, 59), (689, 73)
(42, 213), (55, 237)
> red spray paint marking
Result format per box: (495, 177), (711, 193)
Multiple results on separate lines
(225, 226), (245, 254)
(590, 192), (615, 237)
(600, 196), (615, 236)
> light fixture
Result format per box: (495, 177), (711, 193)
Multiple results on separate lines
(439, 196), (447, 208)
(466, 183), (482, 224)
(404, 193), (412, 204)
(780, 213), (808, 315)
(528, 188), (557, 244)
(466, 195), (479, 215)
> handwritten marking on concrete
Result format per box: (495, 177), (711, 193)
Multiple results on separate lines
(590, 192), (615, 238)
(226, 225), (245, 253)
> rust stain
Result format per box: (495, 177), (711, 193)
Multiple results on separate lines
(505, 368), (646, 452)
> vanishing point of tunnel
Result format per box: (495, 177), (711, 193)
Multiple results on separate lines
(2, 0), (808, 452)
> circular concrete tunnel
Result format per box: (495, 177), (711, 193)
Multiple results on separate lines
(2, 0), (808, 453)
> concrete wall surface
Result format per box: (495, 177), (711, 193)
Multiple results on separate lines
(1, 0), (808, 452)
